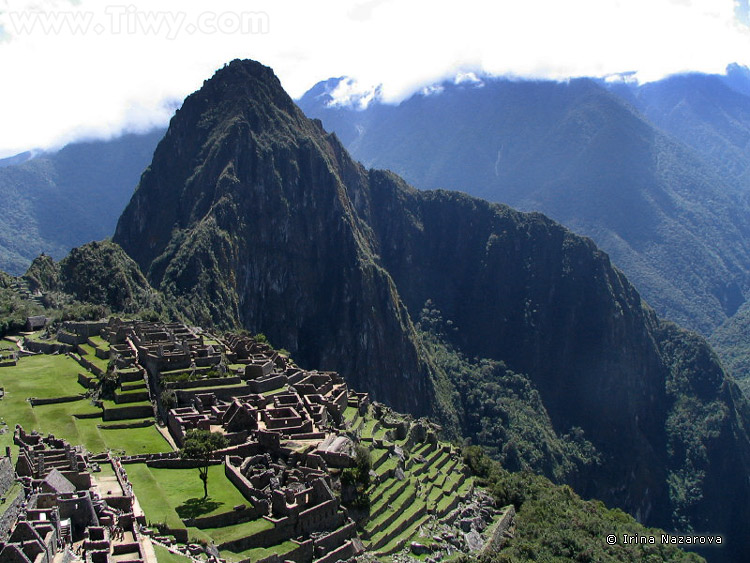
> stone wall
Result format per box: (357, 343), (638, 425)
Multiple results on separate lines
(194, 355), (222, 367)
(29, 395), (85, 406)
(244, 361), (275, 380)
(114, 389), (150, 404)
(315, 539), (358, 563)
(63, 321), (108, 338)
(252, 539), (313, 563)
(98, 420), (154, 430)
(119, 452), (179, 465)
(59, 331), (87, 345)
(165, 377), (241, 390)
(74, 354), (103, 377)
(78, 373), (95, 389)
(247, 374), (286, 393)
(0, 458), (14, 495)
(24, 339), (69, 355)
(313, 521), (356, 555)
(146, 459), (221, 469)
(184, 504), (264, 529)
(224, 457), (264, 505)
(316, 451), (352, 469)
(0, 483), (23, 542)
(479, 505), (516, 557)
(219, 521), (290, 552)
(102, 404), (153, 421)
(176, 385), (251, 404)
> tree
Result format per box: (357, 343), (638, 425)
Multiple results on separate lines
(341, 444), (373, 508)
(181, 429), (228, 498)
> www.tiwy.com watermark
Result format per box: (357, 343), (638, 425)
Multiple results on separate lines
(6, 6), (269, 39)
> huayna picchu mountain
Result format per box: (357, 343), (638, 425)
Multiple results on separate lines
(112, 59), (750, 561)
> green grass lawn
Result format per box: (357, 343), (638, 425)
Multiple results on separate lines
(78, 344), (110, 371)
(343, 405), (358, 423)
(124, 463), (186, 532)
(367, 485), (415, 530)
(87, 335), (109, 349)
(0, 354), (84, 399)
(0, 354), (169, 456)
(195, 518), (273, 544)
(377, 512), (430, 556)
(127, 463), (255, 528)
(153, 544), (193, 563)
(378, 457), (399, 476)
(222, 539), (297, 563)
(360, 418), (378, 439)
(128, 463), (276, 548)
(117, 385), (148, 395)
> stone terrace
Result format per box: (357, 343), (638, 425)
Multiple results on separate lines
(2, 319), (507, 563)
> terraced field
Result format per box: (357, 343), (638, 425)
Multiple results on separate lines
(0, 347), (169, 455)
(153, 544), (193, 563)
(351, 405), (476, 558)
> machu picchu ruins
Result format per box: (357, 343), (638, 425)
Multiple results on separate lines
(0, 317), (514, 562)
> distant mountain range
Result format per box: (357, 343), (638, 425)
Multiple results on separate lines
(6, 67), (750, 339)
(298, 68), (750, 339)
(0, 129), (164, 275)
(6, 66), (750, 393)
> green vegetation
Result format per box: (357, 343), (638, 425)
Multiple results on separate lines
(58, 240), (166, 315)
(462, 447), (704, 562)
(419, 304), (599, 483)
(341, 444), (372, 509)
(128, 463), (260, 542)
(181, 430), (229, 498)
(709, 301), (750, 396)
(0, 279), (45, 337)
(657, 321), (750, 532)
(223, 540), (297, 563)
(153, 544), (193, 563)
(0, 353), (169, 455)
(126, 462), (273, 557)
(350, 406), (472, 555)
(0, 128), (164, 276)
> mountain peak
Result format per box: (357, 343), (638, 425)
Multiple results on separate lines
(112, 59), (750, 559)
(185, 58), (303, 127)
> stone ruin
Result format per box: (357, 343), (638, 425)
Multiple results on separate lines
(0, 426), (157, 562)
(0, 318), (503, 562)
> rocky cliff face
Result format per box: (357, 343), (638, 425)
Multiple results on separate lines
(114, 61), (434, 416)
(299, 77), (750, 337)
(361, 178), (671, 518)
(113, 59), (750, 560)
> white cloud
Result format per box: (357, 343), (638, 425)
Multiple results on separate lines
(0, 0), (749, 156)
(325, 78), (382, 109)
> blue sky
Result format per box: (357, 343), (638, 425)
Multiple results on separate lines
(1, 0), (750, 157)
